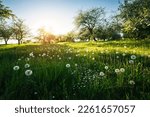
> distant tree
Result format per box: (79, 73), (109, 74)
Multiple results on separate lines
(65, 31), (76, 42)
(119, 0), (150, 39)
(12, 18), (29, 44)
(0, 20), (13, 44)
(74, 7), (105, 41)
(37, 27), (56, 44)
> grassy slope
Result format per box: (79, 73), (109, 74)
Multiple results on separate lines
(0, 40), (150, 99)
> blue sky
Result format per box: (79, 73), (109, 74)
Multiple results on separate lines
(3, 0), (123, 35)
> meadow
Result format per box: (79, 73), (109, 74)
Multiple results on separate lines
(0, 39), (150, 100)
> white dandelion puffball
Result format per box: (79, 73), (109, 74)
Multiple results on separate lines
(104, 66), (109, 70)
(25, 69), (33, 76)
(129, 60), (134, 64)
(129, 80), (135, 85)
(120, 68), (125, 72)
(116, 56), (119, 59)
(29, 52), (34, 57)
(13, 66), (20, 71)
(122, 53), (126, 56)
(66, 64), (71, 68)
(75, 63), (78, 67)
(99, 72), (105, 76)
(68, 57), (72, 60)
(24, 63), (30, 68)
(115, 69), (120, 73)
(131, 55), (136, 60)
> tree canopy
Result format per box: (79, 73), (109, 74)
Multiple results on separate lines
(119, 0), (150, 39)
(0, 0), (15, 20)
(74, 7), (105, 41)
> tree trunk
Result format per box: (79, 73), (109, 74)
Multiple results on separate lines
(4, 39), (8, 45)
(89, 28), (96, 41)
(18, 40), (21, 45)
(93, 37), (97, 41)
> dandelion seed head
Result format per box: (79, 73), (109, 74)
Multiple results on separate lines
(104, 66), (109, 70)
(122, 53), (126, 56)
(131, 55), (136, 60)
(115, 69), (120, 73)
(68, 57), (71, 60)
(13, 66), (20, 71)
(120, 68), (125, 72)
(129, 60), (134, 64)
(25, 69), (33, 76)
(18, 58), (21, 61)
(92, 57), (95, 60)
(24, 63), (30, 68)
(75, 63), (78, 67)
(129, 80), (135, 85)
(116, 56), (119, 59)
(99, 72), (105, 76)
(66, 64), (71, 68)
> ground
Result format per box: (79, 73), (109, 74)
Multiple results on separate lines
(0, 39), (150, 99)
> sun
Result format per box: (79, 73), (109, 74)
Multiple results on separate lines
(28, 15), (72, 36)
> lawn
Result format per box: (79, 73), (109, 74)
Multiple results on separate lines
(0, 39), (150, 99)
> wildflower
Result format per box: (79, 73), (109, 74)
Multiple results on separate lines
(129, 80), (135, 85)
(18, 58), (21, 61)
(129, 60), (134, 64)
(122, 53), (126, 56)
(42, 53), (46, 57)
(66, 64), (70, 68)
(115, 69), (120, 73)
(131, 55), (136, 60)
(68, 57), (71, 60)
(34, 92), (38, 95)
(99, 72), (105, 76)
(116, 51), (119, 54)
(116, 56), (119, 59)
(120, 68), (125, 72)
(25, 69), (33, 76)
(92, 57), (95, 60)
(29, 52), (34, 57)
(75, 63), (78, 67)
(104, 66), (109, 70)
(13, 66), (20, 71)
(24, 63), (30, 68)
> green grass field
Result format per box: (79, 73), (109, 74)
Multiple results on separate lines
(0, 39), (150, 99)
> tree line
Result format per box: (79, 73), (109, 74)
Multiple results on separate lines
(0, 0), (150, 45)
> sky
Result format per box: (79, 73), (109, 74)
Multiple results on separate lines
(3, 0), (123, 35)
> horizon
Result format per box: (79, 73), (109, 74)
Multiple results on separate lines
(3, 0), (123, 35)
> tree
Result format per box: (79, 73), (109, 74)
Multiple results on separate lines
(0, 0), (15, 20)
(37, 27), (56, 44)
(119, 0), (150, 39)
(12, 18), (29, 44)
(74, 7), (105, 41)
(0, 20), (13, 44)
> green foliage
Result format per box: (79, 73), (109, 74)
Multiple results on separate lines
(0, 20), (13, 44)
(12, 18), (29, 44)
(0, 0), (15, 20)
(119, 0), (150, 39)
(74, 7), (105, 41)
(0, 40), (150, 99)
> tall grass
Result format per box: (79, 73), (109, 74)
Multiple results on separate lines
(0, 40), (150, 99)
